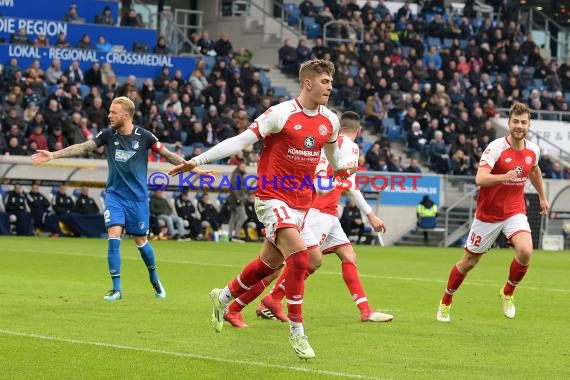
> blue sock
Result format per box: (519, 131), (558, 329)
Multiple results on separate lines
(138, 241), (159, 283)
(108, 238), (121, 291)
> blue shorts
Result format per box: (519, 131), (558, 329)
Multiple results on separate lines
(104, 192), (149, 236)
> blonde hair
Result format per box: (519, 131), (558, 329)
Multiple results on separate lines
(509, 101), (531, 120)
(299, 59), (335, 86)
(112, 96), (135, 119)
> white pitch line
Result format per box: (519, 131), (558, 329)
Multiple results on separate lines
(0, 329), (382, 380)
(4, 249), (569, 293)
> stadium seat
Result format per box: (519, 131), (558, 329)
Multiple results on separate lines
(306, 24), (321, 39)
(387, 124), (401, 142)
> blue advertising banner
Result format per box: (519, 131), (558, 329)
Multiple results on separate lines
(1, 44), (197, 78)
(0, 16), (157, 53)
(0, 0), (119, 24)
(353, 172), (441, 206)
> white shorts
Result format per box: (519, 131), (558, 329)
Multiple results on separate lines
(465, 214), (531, 254)
(306, 208), (351, 254)
(254, 197), (318, 248)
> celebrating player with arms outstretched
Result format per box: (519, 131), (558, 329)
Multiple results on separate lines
(32, 97), (188, 301)
(224, 111), (393, 328)
(169, 59), (351, 359)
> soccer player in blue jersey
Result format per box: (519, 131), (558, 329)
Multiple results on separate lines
(32, 96), (187, 301)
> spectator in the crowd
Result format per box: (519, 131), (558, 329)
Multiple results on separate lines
(27, 123), (48, 151)
(539, 151), (554, 178)
(428, 130), (450, 174)
(405, 157), (422, 173)
(33, 33), (50, 47)
(150, 190), (186, 240)
(243, 193), (263, 241)
(95, 6), (114, 25)
(4, 184), (34, 235)
(74, 185), (100, 215)
(153, 36), (171, 55)
(84, 62), (102, 87)
(121, 8), (144, 27)
(26, 183), (63, 237)
(77, 34), (93, 50)
(174, 190), (201, 239)
(45, 59), (63, 85)
(214, 32), (233, 59)
(64, 3), (83, 23)
(234, 47), (253, 66)
(10, 28), (32, 45)
(66, 61), (84, 85)
(197, 31), (216, 56)
(451, 149), (472, 176)
(95, 35), (114, 52)
(407, 121), (426, 157)
(85, 96), (107, 131)
(197, 193), (220, 231)
(278, 39), (299, 75)
(340, 199), (365, 243)
(228, 162), (248, 241)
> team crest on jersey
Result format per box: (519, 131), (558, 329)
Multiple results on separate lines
(525, 156), (532, 165)
(514, 166), (523, 176)
(131, 140), (140, 150)
(294, 124), (302, 130)
(304, 136), (315, 148)
(114, 140), (119, 146)
(318, 124), (328, 136)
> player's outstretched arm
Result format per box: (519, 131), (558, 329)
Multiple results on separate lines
(529, 165), (549, 214)
(32, 140), (98, 163)
(169, 130), (259, 175)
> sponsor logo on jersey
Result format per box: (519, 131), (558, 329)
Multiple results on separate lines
(131, 140), (140, 150)
(514, 166), (523, 176)
(115, 149), (136, 162)
(318, 124), (328, 136)
(287, 147), (320, 157)
(304, 136), (315, 148)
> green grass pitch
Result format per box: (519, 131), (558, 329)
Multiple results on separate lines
(1, 236), (569, 379)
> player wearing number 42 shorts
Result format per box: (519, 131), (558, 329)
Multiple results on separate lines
(436, 102), (549, 323)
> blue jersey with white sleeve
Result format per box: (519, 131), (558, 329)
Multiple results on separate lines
(94, 127), (162, 202)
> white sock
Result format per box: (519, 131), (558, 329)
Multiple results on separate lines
(289, 321), (304, 336)
(219, 286), (233, 307)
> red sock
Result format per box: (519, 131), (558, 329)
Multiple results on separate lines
(342, 262), (369, 313)
(228, 257), (275, 298)
(284, 250), (309, 323)
(503, 258), (529, 296)
(229, 276), (273, 313)
(267, 266), (288, 301)
(441, 265), (466, 305)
